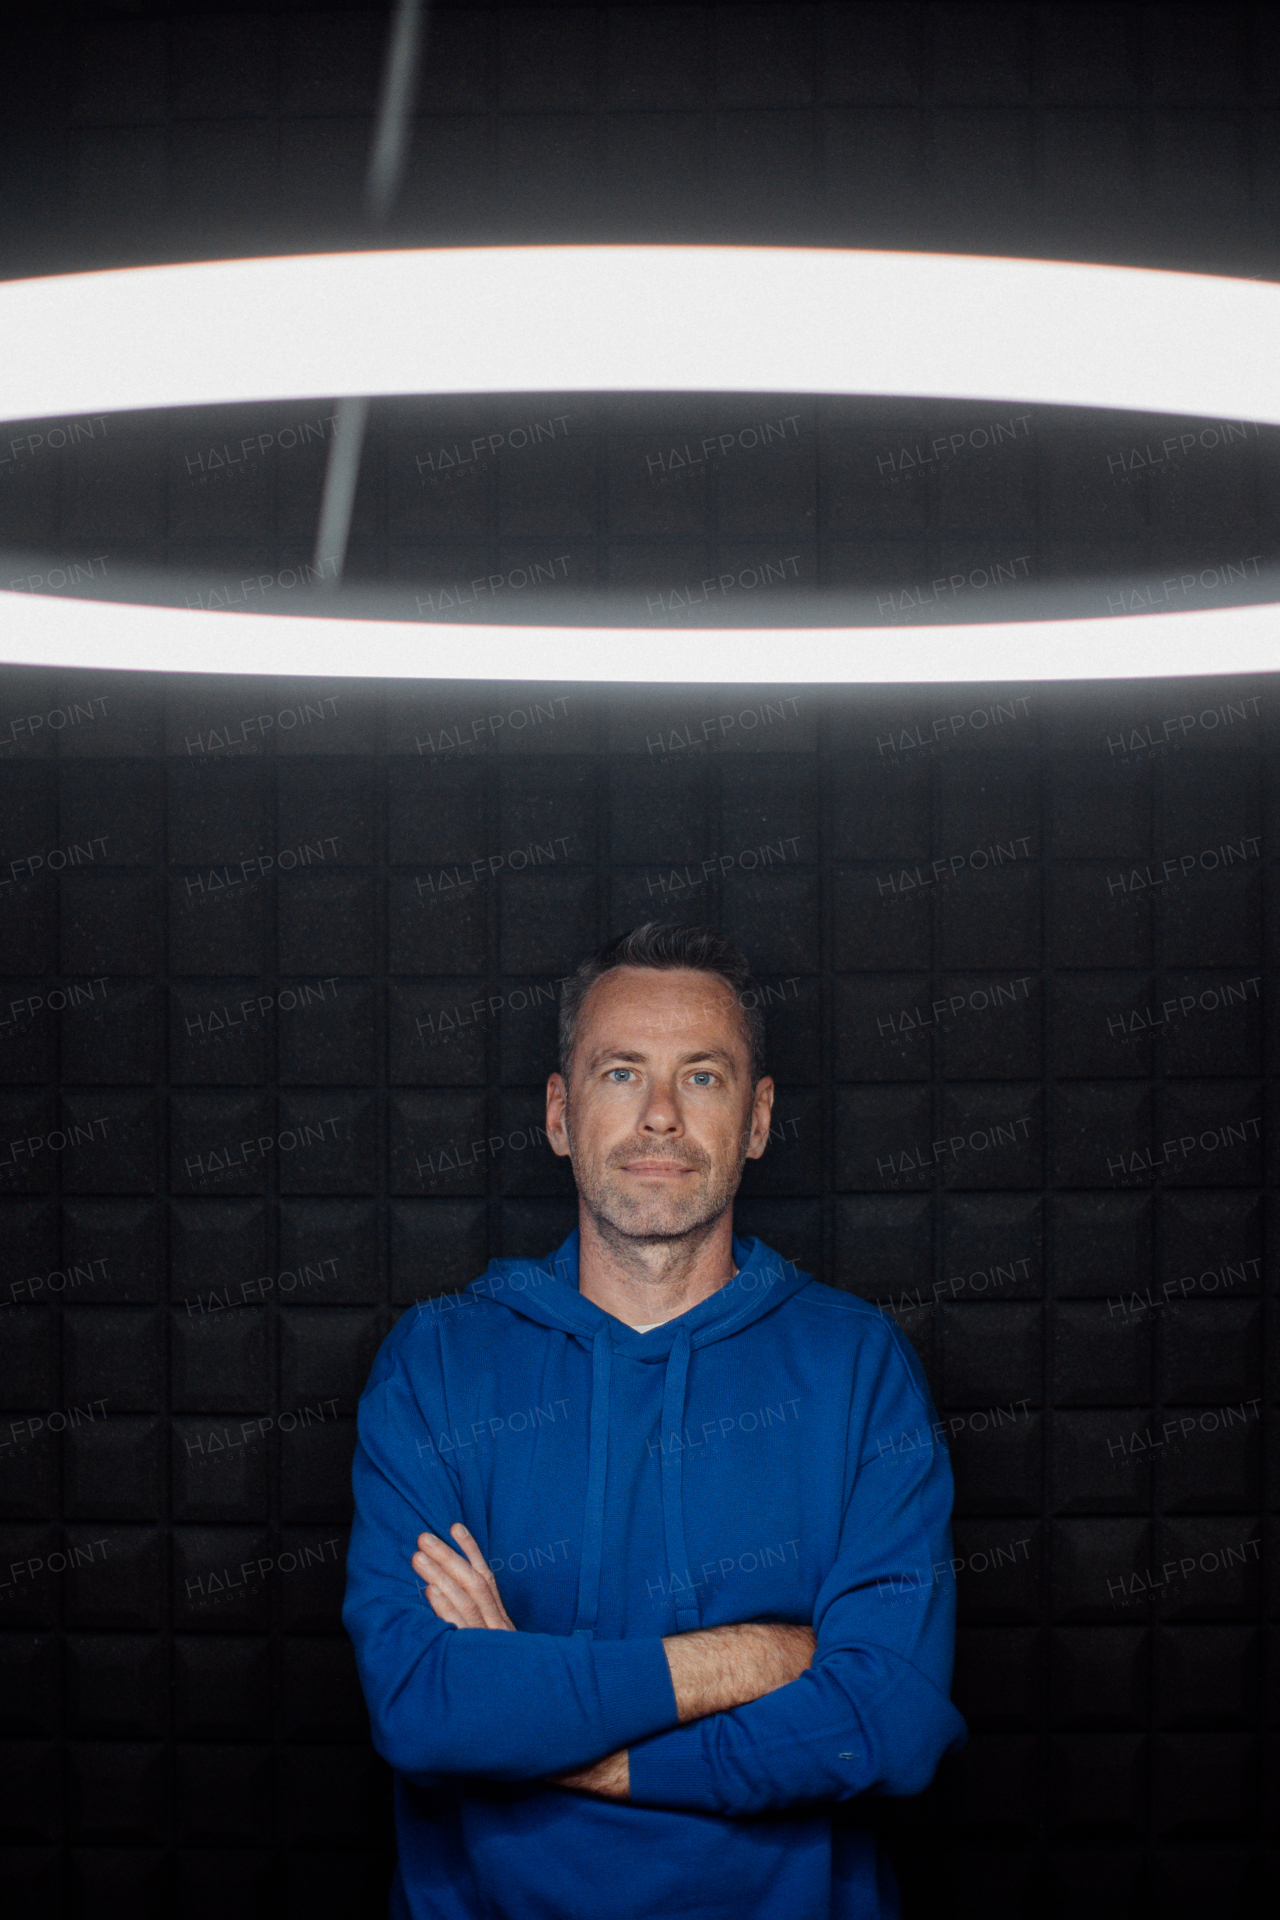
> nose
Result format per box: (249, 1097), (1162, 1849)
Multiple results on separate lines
(637, 1075), (682, 1135)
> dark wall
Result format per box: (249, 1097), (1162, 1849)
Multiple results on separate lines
(0, 6), (1276, 1918)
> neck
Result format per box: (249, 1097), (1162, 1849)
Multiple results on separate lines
(575, 1204), (738, 1329)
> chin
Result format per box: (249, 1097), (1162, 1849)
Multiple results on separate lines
(593, 1181), (723, 1242)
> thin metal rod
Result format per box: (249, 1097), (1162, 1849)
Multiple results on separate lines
(312, 0), (427, 585)
(313, 394), (371, 585)
(365, 0), (427, 224)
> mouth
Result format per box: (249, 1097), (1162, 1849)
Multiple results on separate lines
(617, 1160), (698, 1178)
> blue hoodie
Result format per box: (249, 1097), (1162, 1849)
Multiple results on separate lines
(343, 1232), (967, 1920)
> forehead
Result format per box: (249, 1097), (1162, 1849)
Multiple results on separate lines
(578, 965), (748, 1051)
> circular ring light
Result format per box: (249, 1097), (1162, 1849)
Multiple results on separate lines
(2, 244), (1278, 683)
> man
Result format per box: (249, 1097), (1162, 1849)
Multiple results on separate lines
(344, 922), (965, 1920)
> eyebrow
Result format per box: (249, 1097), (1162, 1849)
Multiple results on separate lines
(588, 1046), (740, 1072)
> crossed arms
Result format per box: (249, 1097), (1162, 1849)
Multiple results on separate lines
(413, 1520), (817, 1800)
(343, 1316), (967, 1816)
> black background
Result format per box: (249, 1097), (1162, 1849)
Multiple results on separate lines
(0, 4), (1277, 1916)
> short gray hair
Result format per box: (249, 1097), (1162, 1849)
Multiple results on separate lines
(557, 922), (766, 1085)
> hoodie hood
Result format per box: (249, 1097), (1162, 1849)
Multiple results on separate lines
(469, 1229), (811, 1352)
(463, 1232), (811, 1635)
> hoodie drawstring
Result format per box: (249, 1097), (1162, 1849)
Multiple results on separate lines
(660, 1326), (700, 1631)
(573, 1323), (700, 1636)
(571, 1327), (613, 1637)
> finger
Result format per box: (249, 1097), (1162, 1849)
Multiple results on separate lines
(448, 1522), (496, 1580)
(412, 1544), (476, 1589)
(421, 1558), (487, 1626)
(414, 1545), (506, 1629)
(414, 1533), (514, 1629)
(445, 1523), (501, 1595)
(416, 1533), (476, 1574)
(416, 1536), (491, 1600)
(423, 1581), (469, 1628)
(414, 1544), (482, 1605)
(410, 1548), (469, 1625)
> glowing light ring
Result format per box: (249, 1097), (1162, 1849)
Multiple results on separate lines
(2, 590), (1278, 686)
(1, 245), (1278, 683)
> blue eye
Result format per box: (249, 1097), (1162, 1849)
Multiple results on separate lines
(690, 1072), (713, 1086)
(609, 1068), (633, 1082)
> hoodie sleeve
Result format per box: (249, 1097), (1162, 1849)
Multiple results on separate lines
(342, 1317), (680, 1783)
(626, 1315), (968, 1815)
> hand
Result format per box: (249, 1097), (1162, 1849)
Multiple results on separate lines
(547, 1747), (630, 1800)
(410, 1522), (517, 1630)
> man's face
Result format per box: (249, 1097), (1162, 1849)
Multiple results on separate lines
(545, 965), (774, 1243)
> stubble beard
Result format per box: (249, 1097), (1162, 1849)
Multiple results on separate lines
(564, 1108), (750, 1251)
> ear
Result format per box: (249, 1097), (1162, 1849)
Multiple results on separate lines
(545, 1072), (572, 1158)
(744, 1075), (775, 1159)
